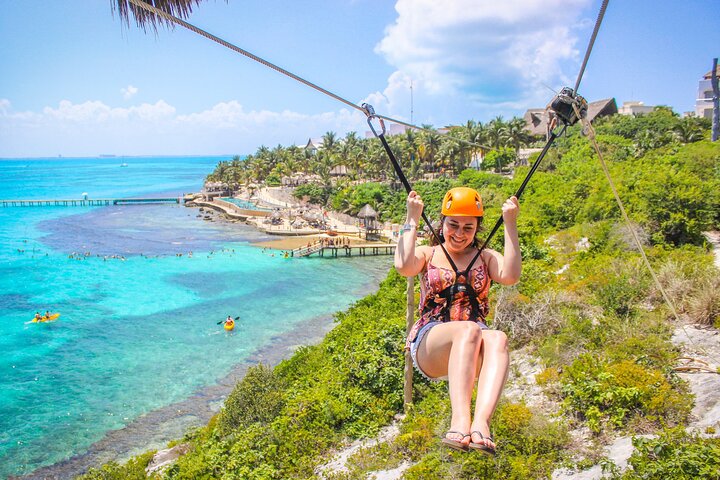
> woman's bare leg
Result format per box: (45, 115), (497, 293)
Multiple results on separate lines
(470, 330), (509, 449)
(416, 322), (483, 446)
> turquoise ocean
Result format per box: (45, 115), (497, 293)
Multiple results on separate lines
(0, 157), (392, 479)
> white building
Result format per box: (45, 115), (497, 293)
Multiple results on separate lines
(618, 101), (655, 116)
(364, 122), (415, 138)
(695, 66), (719, 119)
(302, 138), (324, 154)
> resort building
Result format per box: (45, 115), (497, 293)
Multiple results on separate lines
(364, 122), (415, 138)
(523, 98), (617, 137)
(618, 101), (656, 116)
(695, 65), (720, 119)
(303, 138), (325, 154)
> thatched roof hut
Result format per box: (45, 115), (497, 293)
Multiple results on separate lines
(357, 204), (377, 219)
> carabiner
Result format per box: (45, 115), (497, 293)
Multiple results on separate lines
(361, 103), (386, 137)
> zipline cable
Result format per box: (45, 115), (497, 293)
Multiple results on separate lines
(574, 0), (609, 93)
(476, 0), (607, 251)
(363, 0), (607, 259)
(573, 105), (720, 369)
(365, 109), (461, 273)
(576, 103), (681, 322)
(126, 0), (494, 152)
(126, 0), (718, 369)
(477, 125), (565, 252)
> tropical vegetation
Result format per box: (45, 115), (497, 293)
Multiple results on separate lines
(78, 109), (719, 479)
(205, 117), (534, 193)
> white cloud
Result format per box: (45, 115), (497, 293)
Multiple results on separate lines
(373, 0), (592, 123)
(0, 99), (367, 157)
(121, 85), (139, 100)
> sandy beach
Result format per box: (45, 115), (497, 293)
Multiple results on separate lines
(193, 186), (398, 252)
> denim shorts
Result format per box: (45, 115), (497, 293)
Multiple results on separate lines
(409, 321), (446, 381)
(409, 320), (490, 382)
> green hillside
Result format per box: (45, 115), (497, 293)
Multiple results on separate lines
(78, 111), (720, 479)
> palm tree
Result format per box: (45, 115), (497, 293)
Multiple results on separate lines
(486, 116), (506, 150)
(418, 125), (441, 173)
(437, 136), (464, 174)
(321, 131), (338, 154)
(343, 131), (364, 180)
(673, 118), (705, 143)
(113, 0), (206, 31)
(399, 128), (420, 180)
(502, 117), (532, 165)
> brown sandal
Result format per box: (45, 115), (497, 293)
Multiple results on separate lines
(441, 431), (470, 452)
(469, 431), (496, 456)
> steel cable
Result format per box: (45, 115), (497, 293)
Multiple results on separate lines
(127, 0), (494, 151)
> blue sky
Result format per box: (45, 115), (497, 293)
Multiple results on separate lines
(1, 0), (718, 157)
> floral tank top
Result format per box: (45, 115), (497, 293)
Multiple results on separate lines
(405, 247), (491, 349)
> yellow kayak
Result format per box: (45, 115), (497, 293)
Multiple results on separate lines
(224, 320), (235, 331)
(31, 313), (60, 323)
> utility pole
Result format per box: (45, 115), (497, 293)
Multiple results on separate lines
(410, 80), (414, 125)
(712, 58), (719, 142)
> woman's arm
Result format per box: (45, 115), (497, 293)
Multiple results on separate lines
(394, 191), (428, 277)
(483, 196), (521, 285)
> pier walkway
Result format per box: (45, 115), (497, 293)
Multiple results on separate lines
(0, 197), (181, 207)
(290, 241), (395, 258)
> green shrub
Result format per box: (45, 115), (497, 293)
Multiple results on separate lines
(560, 355), (690, 433)
(403, 452), (448, 480)
(344, 441), (401, 475)
(612, 427), (720, 479)
(293, 183), (334, 205)
(329, 182), (390, 216)
(76, 451), (156, 480)
(216, 363), (286, 435)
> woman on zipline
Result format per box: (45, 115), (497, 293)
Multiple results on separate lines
(394, 187), (521, 454)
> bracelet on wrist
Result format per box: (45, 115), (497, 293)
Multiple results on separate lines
(400, 223), (417, 235)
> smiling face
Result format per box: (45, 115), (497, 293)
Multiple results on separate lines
(442, 216), (479, 252)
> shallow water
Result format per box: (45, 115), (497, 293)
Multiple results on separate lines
(0, 157), (392, 478)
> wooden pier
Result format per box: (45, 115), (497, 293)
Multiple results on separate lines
(290, 242), (395, 258)
(0, 197), (181, 207)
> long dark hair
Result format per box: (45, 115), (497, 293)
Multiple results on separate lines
(429, 215), (484, 248)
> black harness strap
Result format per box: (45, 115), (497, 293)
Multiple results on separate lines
(363, 104), (459, 273)
(421, 248), (487, 323)
(478, 124), (566, 252)
(362, 98), (578, 323)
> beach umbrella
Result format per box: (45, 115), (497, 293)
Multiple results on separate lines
(302, 211), (322, 222)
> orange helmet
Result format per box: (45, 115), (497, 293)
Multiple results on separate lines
(441, 187), (484, 217)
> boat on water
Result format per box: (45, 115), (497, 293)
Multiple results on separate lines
(120, 163), (129, 167)
(31, 313), (60, 323)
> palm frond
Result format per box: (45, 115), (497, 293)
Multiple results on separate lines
(111, 0), (209, 31)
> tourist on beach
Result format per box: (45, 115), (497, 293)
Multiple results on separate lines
(394, 187), (521, 455)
